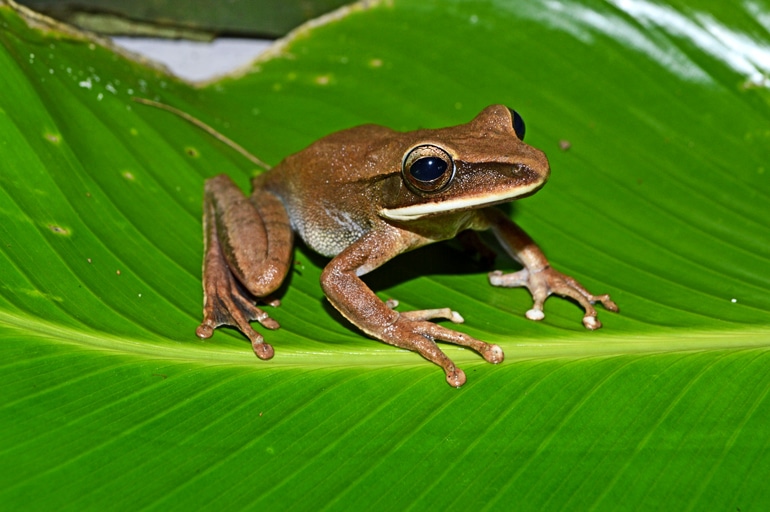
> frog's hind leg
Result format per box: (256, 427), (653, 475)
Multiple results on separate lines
(196, 174), (293, 359)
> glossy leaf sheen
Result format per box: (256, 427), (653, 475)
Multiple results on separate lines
(1, 0), (770, 509)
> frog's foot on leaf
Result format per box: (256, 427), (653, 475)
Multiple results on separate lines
(196, 249), (279, 360)
(197, 175), (292, 360)
(382, 315), (504, 387)
(489, 267), (618, 329)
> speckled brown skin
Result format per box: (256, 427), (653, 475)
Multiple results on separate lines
(196, 105), (618, 387)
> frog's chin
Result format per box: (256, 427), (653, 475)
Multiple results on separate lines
(379, 181), (542, 222)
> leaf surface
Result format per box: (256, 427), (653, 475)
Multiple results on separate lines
(1, 0), (770, 509)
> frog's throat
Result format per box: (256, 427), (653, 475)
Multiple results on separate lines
(379, 181), (542, 221)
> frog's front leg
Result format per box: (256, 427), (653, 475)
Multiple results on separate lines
(195, 174), (293, 359)
(321, 231), (503, 388)
(482, 207), (618, 329)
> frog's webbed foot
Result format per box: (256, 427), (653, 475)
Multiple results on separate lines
(196, 244), (279, 360)
(384, 300), (504, 387)
(489, 267), (618, 329)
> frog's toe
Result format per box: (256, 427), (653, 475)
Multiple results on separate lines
(489, 268), (529, 287)
(582, 314), (601, 330)
(556, 282), (617, 330)
(445, 366), (467, 388)
(252, 338), (275, 360)
(595, 294), (620, 313)
(236, 322), (275, 360)
(389, 304), (464, 324)
(448, 310), (464, 323)
(482, 343), (505, 364)
(198, 273), (281, 358)
(525, 308), (545, 321)
(196, 322), (215, 339)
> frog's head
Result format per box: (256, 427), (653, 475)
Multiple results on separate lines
(380, 105), (550, 222)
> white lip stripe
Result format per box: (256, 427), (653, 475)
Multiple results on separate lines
(380, 181), (542, 221)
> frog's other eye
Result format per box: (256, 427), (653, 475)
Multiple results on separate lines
(507, 108), (526, 140)
(402, 144), (455, 193)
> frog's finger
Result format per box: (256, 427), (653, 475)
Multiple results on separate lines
(383, 324), (467, 387)
(545, 273), (619, 330)
(398, 308), (464, 324)
(409, 321), (504, 365)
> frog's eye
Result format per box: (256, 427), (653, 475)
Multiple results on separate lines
(508, 108), (526, 140)
(402, 144), (455, 193)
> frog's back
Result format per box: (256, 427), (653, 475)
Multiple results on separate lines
(258, 123), (400, 257)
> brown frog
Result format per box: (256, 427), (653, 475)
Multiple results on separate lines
(194, 105), (618, 387)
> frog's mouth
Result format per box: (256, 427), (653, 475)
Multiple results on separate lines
(379, 178), (544, 222)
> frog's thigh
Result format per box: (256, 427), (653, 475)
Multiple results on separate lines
(204, 174), (293, 296)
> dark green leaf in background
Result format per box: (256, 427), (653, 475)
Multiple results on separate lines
(1, 0), (770, 509)
(15, 0), (352, 38)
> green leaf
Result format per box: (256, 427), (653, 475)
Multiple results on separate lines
(2, 0), (770, 509)
(16, 0), (353, 37)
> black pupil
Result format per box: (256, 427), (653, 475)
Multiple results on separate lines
(410, 157), (447, 182)
(508, 108), (526, 140)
